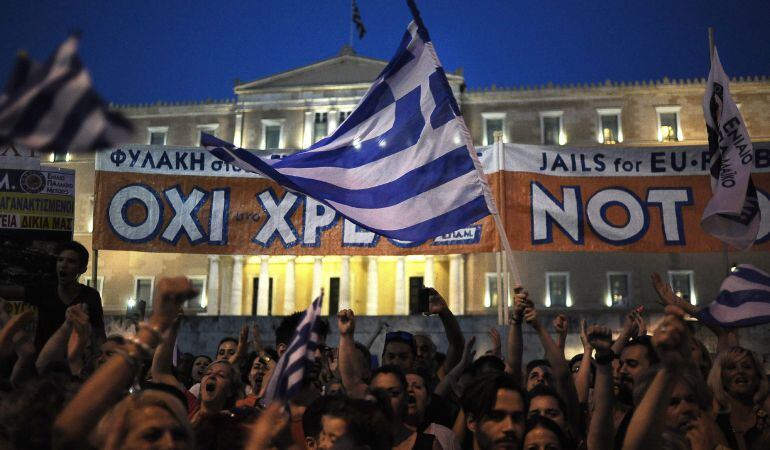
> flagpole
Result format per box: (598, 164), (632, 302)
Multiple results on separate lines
(494, 132), (511, 324)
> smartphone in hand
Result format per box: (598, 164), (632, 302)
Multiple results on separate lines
(418, 287), (438, 314)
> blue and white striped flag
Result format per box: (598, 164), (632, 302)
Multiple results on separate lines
(203, 13), (495, 242)
(0, 35), (132, 153)
(696, 264), (770, 327)
(262, 293), (324, 404)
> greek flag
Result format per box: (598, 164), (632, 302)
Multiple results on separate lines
(701, 47), (761, 250)
(352, 0), (366, 39)
(0, 35), (132, 153)
(262, 294), (324, 404)
(203, 13), (495, 242)
(696, 265), (770, 327)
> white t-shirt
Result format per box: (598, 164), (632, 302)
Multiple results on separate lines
(189, 382), (201, 398)
(424, 423), (460, 450)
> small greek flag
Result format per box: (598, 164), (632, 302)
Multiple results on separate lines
(262, 294), (324, 403)
(0, 35), (132, 154)
(696, 265), (770, 327)
(701, 47), (760, 250)
(204, 6), (495, 242)
(352, 0), (366, 39)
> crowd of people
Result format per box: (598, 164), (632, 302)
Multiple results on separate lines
(0, 241), (768, 450)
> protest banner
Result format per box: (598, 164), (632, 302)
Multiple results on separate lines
(491, 142), (770, 252)
(0, 150), (75, 287)
(92, 145), (497, 255)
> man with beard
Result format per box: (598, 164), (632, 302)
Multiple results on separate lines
(462, 372), (527, 450)
(613, 334), (658, 449)
(0, 241), (105, 352)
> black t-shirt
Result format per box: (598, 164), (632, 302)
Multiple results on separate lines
(24, 282), (106, 351)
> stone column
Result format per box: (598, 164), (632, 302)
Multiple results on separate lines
(448, 254), (462, 313)
(424, 255), (435, 288)
(206, 255), (220, 315)
(303, 111), (314, 148)
(395, 256), (406, 315)
(366, 256), (379, 315)
(284, 256), (296, 314)
(230, 255), (243, 315)
(459, 254), (466, 315)
(257, 256), (270, 316)
(312, 256), (323, 299)
(340, 256), (351, 310)
(233, 112), (244, 147)
(327, 109), (338, 135)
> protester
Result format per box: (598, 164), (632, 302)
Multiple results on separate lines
(0, 241), (106, 352)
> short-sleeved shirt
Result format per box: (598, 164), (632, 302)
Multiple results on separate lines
(24, 282), (106, 351)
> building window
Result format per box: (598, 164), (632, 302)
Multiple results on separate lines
(134, 276), (155, 307)
(83, 276), (104, 296)
(185, 275), (207, 311)
(656, 106), (683, 142)
(596, 108), (623, 144)
(540, 111), (565, 145)
(606, 272), (630, 307)
(196, 124), (218, 144)
(482, 112), (506, 145)
(148, 127), (168, 146)
(261, 119), (285, 149)
(52, 149), (68, 162)
(338, 110), (352, 124)
(313, 112), (328, 143)
(484, 272), (507, 308)
(668, 270), (696, 305)
(546, 272), (570, 307)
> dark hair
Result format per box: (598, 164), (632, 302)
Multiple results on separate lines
(105, 334), (127, 345)
(527, 385), (567, 417)
(383, 330), (416, 357)
(405, 368), (434, 394)
(303, 395), (334, 440)
(526, 359), (552, 375)
(569, 354), (596, 381)
(371, 365), (407, 391)
(275, 313), (330, 348)
(56, 240), (89, 268)
(462, 373), (525, 422)
(322, 397), (393, 450)
(623, 335), (660, 366)
(471, 354), (506, 375)
(217, 337), (238, 350)
(524, 416), (573, 450)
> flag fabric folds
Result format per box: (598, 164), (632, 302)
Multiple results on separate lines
(204, 16), (496, 242)
(262, 294), (324, 404)
(695, 264), (770, 328)
(0, 36), (132, 154)
(352, 0), (366, 39)
(701, 47), (761, 250)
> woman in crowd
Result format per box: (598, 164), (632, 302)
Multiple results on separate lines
(708, 346), (770, 450)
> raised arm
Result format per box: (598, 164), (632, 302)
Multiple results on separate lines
(573, 319), (593, 405)
(53, 277), (196, 448)
(651, 272), (737, 352)
(610, 311), (641, 356)
(525, 304), (581, 431)
(622, 306), (689, 450)
(150, 314), (185, 391)
(229, 323), (250, 366)
(552, 314), (568, 356)
(586, 325), (614, 450)
(506, 286), (527, 385)
(429, 290), (465, 372)
(435, 336), (476, 399)
(337, 309), (368, 399)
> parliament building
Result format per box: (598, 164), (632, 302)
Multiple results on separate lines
(45, 45), (770, 319)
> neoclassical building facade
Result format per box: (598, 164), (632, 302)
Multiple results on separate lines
(46, 46), (770, 316)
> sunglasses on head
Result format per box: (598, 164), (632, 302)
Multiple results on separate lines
(385, 331), (414, 344)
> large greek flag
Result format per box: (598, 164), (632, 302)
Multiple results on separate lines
(696, 265), (770, 327)
(0, 36), (132, 153)
(262, 294), (324, 404)
(701, 47), (760, 250)
(203, 17), (495, 242)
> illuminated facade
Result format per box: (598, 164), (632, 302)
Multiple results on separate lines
(47, 47), (770, 316)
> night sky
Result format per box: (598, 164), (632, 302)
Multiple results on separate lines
(1, 0), (768, 105)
